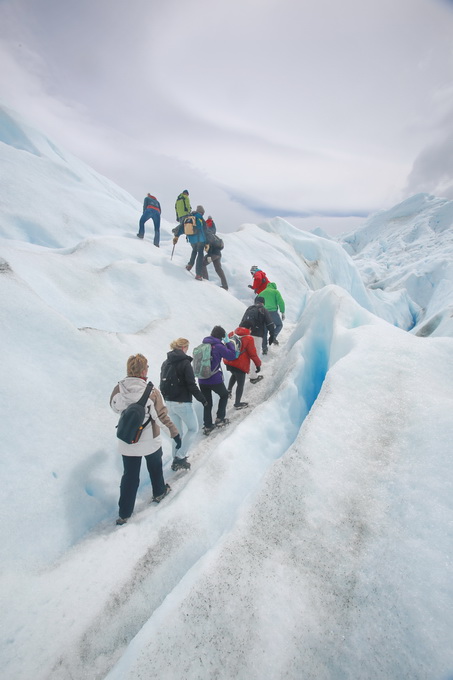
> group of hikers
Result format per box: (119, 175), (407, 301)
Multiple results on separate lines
(110, 264), (286, 526)
(137, 189), (228, 289)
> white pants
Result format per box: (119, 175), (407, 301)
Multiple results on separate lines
(166, 401), (199, 458)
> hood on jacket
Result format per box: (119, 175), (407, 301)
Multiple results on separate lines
(202, 335), (222, 346)
(167, 349), (192, 365)
(231, 326), (251, 337)
(264, 282), (277, 290)
(115, 376), (149, 407)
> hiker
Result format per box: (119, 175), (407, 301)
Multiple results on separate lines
(239, 296), (276, 378)
(159, 338), (208, 471)
(110, 353), (180, 525)
(174, 190), (191, 230)
(202, 215), (228, 290)
(248, 266), (269, 295)
(197, 325), (236, 434)
(223, 325), (261, 409)
(138, 193), (161, 246)
(260, 281), (285, 345)
(172, 205), (207, 280)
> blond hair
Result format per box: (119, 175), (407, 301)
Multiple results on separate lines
(170, 337), (189, 351)
(126, 353), (148, 377)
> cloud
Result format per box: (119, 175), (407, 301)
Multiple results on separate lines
(1, 0), (453, 234)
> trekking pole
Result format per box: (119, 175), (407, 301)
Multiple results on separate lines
(171, 243), (176, 260)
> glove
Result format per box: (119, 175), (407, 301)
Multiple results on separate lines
(282, 314), (285, 320)
(172, 237), (179, 245)
(255, 365), (261, 373)
(173, 434), (182, 450)
(248, 285), (253, 289)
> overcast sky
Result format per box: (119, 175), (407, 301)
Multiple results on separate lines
(1, 0), (453, 235)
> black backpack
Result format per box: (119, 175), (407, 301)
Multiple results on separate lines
(159, 360), (181, 400)
(116, 381), (154, 444)
(241, 305), (260, 330)
(206, 230), (224, 249)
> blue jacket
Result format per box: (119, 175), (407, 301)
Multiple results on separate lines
(177, 211), (207, 245)
(198, 336), (236, 386)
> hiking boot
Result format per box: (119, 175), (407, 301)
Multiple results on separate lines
(215, 417), (230, 427)
(273, 339), (279, 346)
(185, 264), (193, 271)
(234, 402), (249, 410)
(152, 483), (171, 503)
(171, 457), (191, 471)
(195, 275), (203, 281)
(250, 375), (264, 384)
(262, 348), (268, 355)
(116, 517), (128, 525)
(136, 233), (144, 239)
(203, 425), (216, 436)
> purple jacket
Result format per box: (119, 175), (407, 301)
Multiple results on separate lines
(198, 336), (236, 386)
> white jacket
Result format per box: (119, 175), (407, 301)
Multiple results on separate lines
(110, 377), (178, 457)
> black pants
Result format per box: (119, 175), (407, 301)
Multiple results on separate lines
(200, 382), (229, 427)
(188, 243), (206, 276)
(118, 448), (165, 519)
(202, 254), (228, 289)
(227, 366), (246, 406)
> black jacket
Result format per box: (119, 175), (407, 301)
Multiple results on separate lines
(240, 303), (275, 339)
(160, 349), (206, 403)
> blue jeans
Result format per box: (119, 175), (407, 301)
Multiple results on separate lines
(118, 448), (165, 519)
(166, 401), (199, 459)
(269, 311), (283, 337)
(139, 209), (161, 246)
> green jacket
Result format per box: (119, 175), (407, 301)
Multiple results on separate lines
(259, 282), (285, 313)
(175, 193), (191, 219)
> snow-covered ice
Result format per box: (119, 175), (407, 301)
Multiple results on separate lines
(1, 105), (452, 680)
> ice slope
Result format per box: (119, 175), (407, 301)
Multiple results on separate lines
(0, 104), (139, 247)
(341, 193), (453, 337)
(1, 107), (452, 680)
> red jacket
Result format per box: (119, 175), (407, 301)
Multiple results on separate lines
(251, 270), (269, 295)
(223, 327), (261, 374)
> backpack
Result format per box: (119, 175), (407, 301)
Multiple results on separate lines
(116, 381), (154, 444)
(192, 343), (218, 379)
(241, 306), (260, 330)
(184, 215), (198, 235)
(229, 333), (242, 359)
(159, 361), (180, 400)
(206, 230), (224, 249)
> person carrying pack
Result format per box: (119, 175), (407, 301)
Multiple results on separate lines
(239, 296), (276, 379)
(223, 326), (261, 409)
(248, 266), (269, 295)
(201, 216), (228, 290)
(174, 190), (191, 229)
(137, 193), (161, 247)
(172, 205), (207, 280)
(110, 353), (181, 525)
(194, 326), (236, 434)
(159, 338), (207, 471)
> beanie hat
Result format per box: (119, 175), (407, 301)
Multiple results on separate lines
(196, 205), (205, 215)
(183, 189), (189, 194)
(255, 296), (265, 304)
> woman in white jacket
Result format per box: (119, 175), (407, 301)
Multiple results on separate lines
(110, 353), (180, 525)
